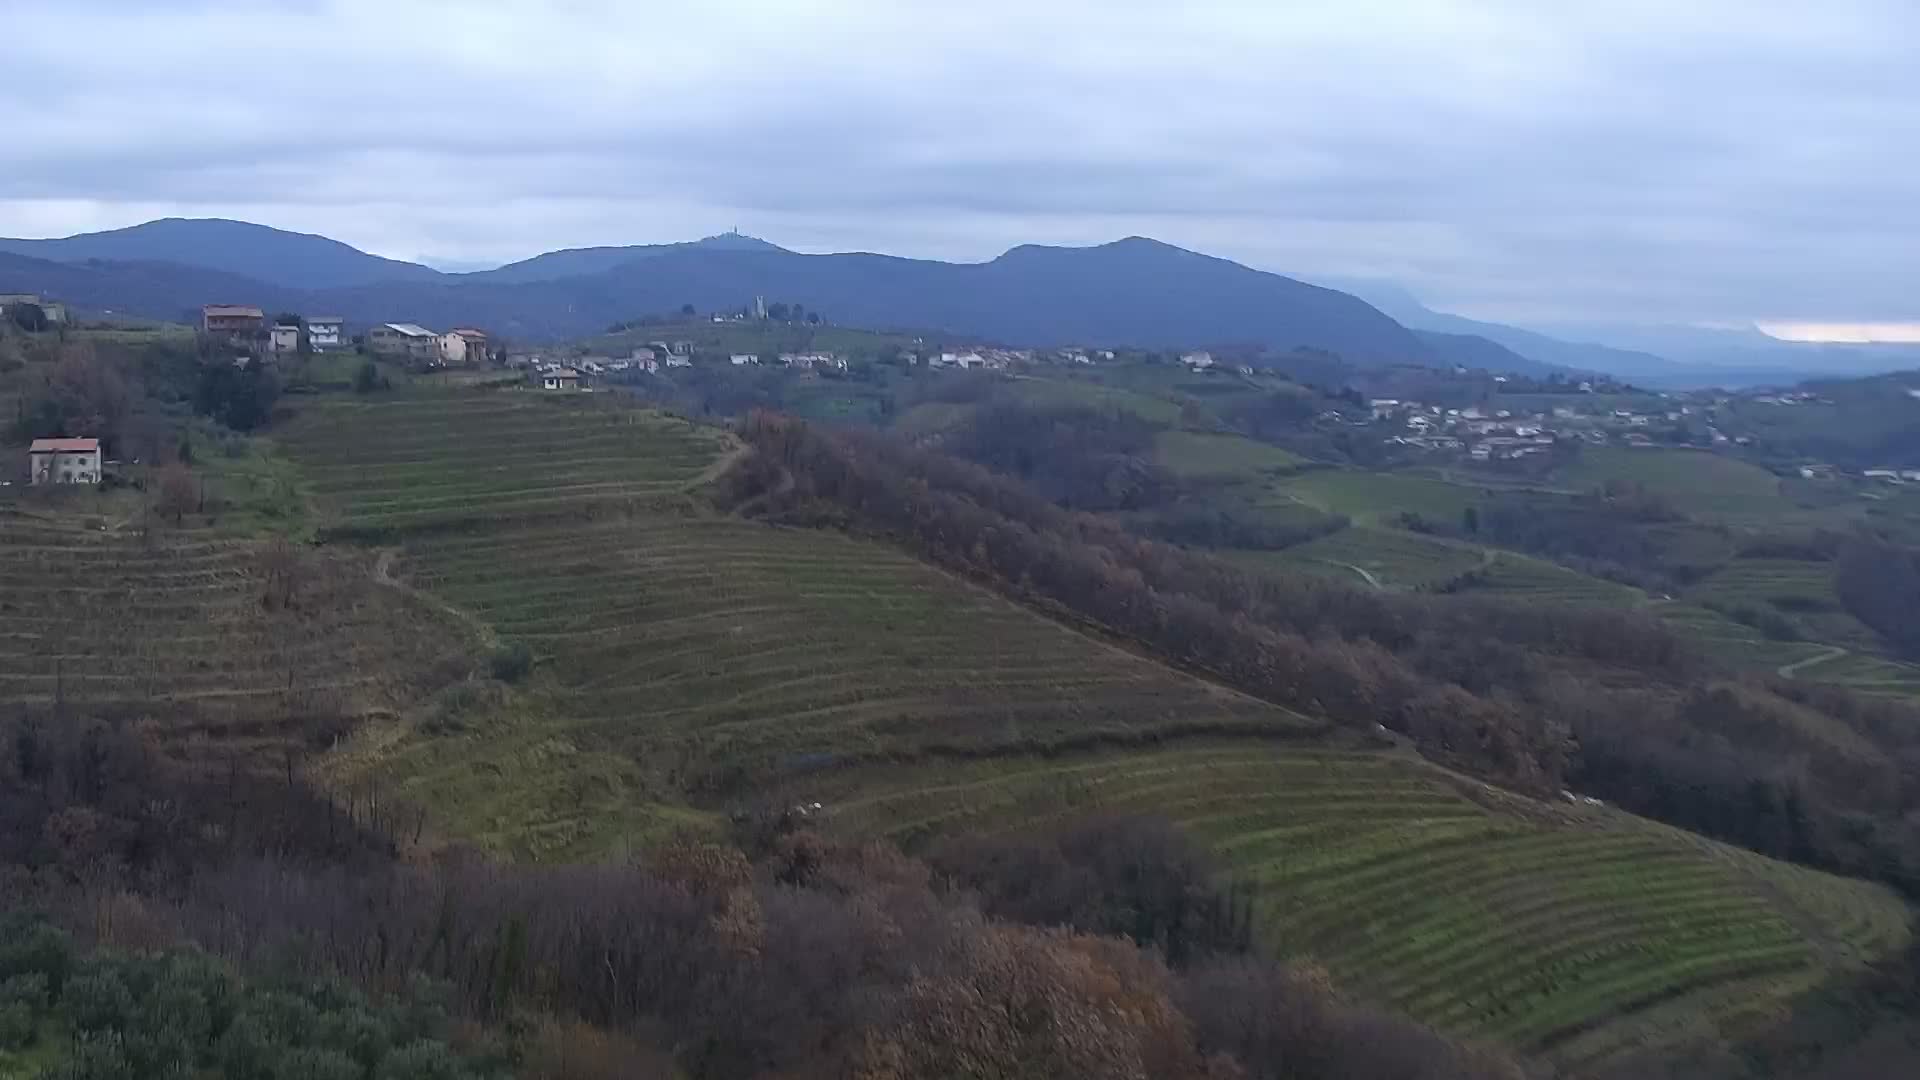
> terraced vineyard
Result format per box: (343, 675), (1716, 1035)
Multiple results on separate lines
(1684, 558), (1885, 650)
(815, 744), (1912, 1073)
(278, 390), (1313, 856)
(1457, 551), (1646, 608)
(396, 518), (1299, 766)
(0, 505), (461, 753)
(276, 392), (732, 532)
(1653, 603), (1834, 670)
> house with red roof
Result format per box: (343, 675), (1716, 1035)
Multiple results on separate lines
(29, 438), (102, 485)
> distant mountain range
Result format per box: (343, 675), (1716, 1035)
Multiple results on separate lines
(4, 217), (1911, 387)
(0, 218), (443, 290)
(0, 219), (1485, 368)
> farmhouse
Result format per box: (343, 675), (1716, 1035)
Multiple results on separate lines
(369, 323), (438, 360)
(28, 437), (102, 485)
(202, 304), (264, 336)
(1181, 351), (1215, 370)
(306, 316), (344, 350)
(439, 327), (490, 365)
(730, 353), (760, 366)
(541, 368), (581, 391)
(268, 323), (301, 354)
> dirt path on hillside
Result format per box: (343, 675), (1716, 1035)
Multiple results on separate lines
(1777, 644), (1848, 679)
(684, 436), (750, 491)
(1325, 561), (1384, 589)
(372, 547), (498, 650)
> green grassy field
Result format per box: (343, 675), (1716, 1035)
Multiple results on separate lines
(810, 743), (1910, 1073)
(1551, 448), (1791, 520)
(890, 399), (977, 438)
(1154, 430), (1307, 479)
(1269, 469), (1485, 525)
(1001, 376), (1184, 423)
(1228, 526), (1487, 590)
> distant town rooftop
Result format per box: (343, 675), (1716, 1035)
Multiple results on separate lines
(380, 323), (435, 337)
(203, 304), (263, 317)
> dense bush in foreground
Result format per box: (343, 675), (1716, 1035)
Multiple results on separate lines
(0, 913), (500, 1080)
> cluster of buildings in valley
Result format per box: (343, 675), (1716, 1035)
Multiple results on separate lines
(1364, 397), (1720, 461)
(199, 305), (491, 365)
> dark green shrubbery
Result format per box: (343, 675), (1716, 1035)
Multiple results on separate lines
(0, 913), (503, 1079)
(487, 642), (534, 683)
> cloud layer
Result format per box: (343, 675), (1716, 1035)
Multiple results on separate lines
(3, 0), (1915, 325)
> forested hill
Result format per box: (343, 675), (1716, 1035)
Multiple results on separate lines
(0, 226), (1435, 361)
(0, 217), (442, 289)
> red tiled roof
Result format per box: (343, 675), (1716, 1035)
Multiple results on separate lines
(29, 438), (100, 453)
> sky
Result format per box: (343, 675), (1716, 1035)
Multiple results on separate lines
(3, 0), (1916, 335)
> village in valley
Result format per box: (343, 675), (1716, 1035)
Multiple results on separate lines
(6, 288), (1920, 495)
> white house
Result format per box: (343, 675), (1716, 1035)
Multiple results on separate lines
(439, 328), (489, 365)
(29, 437), (102, 485)
(730, 353), (760, 366)
(664, 354), (692, 368)
(306, 316), (344, 351)
(268, 323), (300, 353)
(541, 368), (581, 391)
(1181, 351), (1215, 369)
(780, 352), (845, 370)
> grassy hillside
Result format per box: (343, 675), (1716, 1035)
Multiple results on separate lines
(1550, 448), (1792, 520)
(277, 390), (1308, 857)
(809, 743), (1911, 1074)
(1228, 525), (1486, 590)
(1001, 376), (1184, 423)
(1154, 429), (1307, 479)
(1271, 469), (1486, 524)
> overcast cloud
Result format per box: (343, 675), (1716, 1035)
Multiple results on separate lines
(3, 0), (1915, 328)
